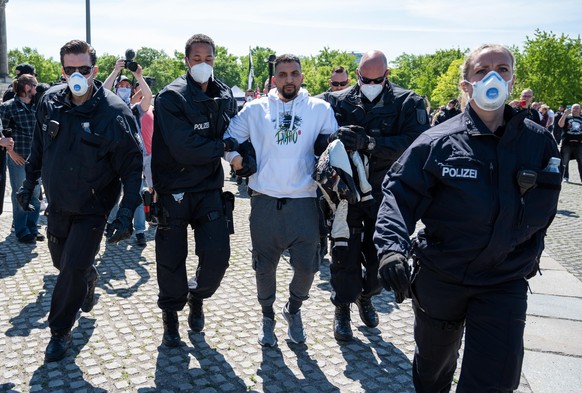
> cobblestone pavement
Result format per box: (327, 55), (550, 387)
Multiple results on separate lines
(3, 159), (579, 392)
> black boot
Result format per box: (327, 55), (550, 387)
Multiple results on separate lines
(45, 332), (72, 362)
(188, 293), (204, 332)
(355, 295), (379, 328)
(334, 304), (353, 341)
(162, 310), (181, 347)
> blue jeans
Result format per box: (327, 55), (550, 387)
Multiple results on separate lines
(7, 159), (40, 239)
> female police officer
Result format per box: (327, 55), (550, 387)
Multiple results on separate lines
(374, 44), (562, 392)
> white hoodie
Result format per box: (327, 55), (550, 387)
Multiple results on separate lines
(225, 88), (338, 198)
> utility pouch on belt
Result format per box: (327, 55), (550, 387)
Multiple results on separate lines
(151, 200), (170, 229)
(222, 191), (235, 234)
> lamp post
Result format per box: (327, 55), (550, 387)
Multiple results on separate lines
(86, 0), (91, 44)
(0, 0), (9, 80)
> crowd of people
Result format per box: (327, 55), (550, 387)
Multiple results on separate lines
(0, 34), (571, 392)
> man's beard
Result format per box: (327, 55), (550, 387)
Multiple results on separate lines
(281, 84), (298, 100)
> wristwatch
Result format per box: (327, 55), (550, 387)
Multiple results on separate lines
(367, 136), (376, 151)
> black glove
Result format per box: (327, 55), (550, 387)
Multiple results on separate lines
(378, 252), (411, 303)
(330, 125), (372, 151)
(16, 179), (37, 211)
(223, 137), (239, 152)
(235, 155), (257, 177)
(107, 207), (134, 244)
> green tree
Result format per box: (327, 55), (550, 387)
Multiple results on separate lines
(142, 51), (184, 94)
(513, 30), (582, 108)
(431, 58), (464, 107)
(214, 46), (241, 88)
(7, 47), (61, 84)
(301, 48), (358, 95)
(95, 54), (117, 83)
(239, 47), (277, 92)
(135, 47), (169, 69)
(390, 48), (466, 107)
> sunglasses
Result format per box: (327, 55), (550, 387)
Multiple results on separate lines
(63, 65), (93, 76)
(330, 80), (349, 87)
(358, 71), (385, 85)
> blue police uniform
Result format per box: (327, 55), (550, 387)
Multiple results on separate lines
(374, 104), (561, 392)
(152, 73), (237, 312)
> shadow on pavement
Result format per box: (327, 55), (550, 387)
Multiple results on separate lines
(0, 233), (38, 280)
(5, 274), (56, 337)
(138, 332), (247, 392)
(339, 332), (414, 392)
(95, 239), (150, 299)
(29, 317), (105, 392)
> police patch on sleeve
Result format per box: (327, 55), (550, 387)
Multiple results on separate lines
(116, 115), (130, 134)
(416, 108), (428, 125)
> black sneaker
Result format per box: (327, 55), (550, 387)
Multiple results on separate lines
(18, 234), (36, 244)
(81, 275), (99, 312)
(136, 233), (146, 247)
(355, 295), (379, 328)
(45, 332), (71, 362)
(188, 294), (204, 332)
(334, 304), (353, 341)
(35, 233), (46, 241)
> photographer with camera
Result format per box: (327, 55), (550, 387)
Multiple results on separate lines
(103, 49), (152, 114)
(103, 50), (153, 247)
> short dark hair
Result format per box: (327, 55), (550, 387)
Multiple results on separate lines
(274, 54), (301, 71)
(185, 34), (215, 57)
(60, 39), (97, 66)
(331, 66), (346, 74)
(15, 63), (36, 77)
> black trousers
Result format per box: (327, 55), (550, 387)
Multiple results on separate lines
(411, 267), (528, 393)
(155, 190), (230, 311)
(47, 213), (105, 335)
(329, 201), (382, 305)
(560, 141), (582, 180)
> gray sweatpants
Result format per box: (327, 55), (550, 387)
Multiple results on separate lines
(249, 194), (320, 307)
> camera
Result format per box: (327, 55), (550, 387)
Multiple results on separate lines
(124, 48), (139, 72)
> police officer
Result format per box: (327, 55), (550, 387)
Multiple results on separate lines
(152, 33), (238, 347)
(16, 39), (143, 362)
(318, 50), (429, 341)
(374, 44), (561, 392)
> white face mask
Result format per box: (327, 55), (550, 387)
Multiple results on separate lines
(360, 83), (383, 102)
(189, 62), (213, 84)
(67, 72), (90, 96)
(465, 70), (511, 111)
(117, 87), (131, 103)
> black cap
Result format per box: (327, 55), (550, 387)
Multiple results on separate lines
(15, 63), (36, 78)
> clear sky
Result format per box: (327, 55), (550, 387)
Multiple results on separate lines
(4, 0), (581, 64)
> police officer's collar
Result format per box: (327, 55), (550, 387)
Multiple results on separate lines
(186, 72), (225, 100)
(464, 103), (516, 137)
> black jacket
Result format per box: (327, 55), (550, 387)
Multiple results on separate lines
(26, 80), (143, 215)
(319, 83), (429, 198)
(374, 104), (561, 285)
(152, 74), (237, 193)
